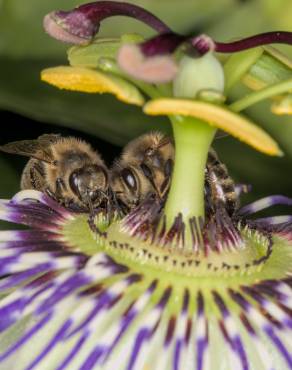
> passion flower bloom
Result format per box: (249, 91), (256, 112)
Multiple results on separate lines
(1, 190), (292, 370)
(2, 1), (292, 369)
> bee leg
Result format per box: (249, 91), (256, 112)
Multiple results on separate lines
(87, 210), (107, 237)
(45, 187), (58, 202)
(55, 178), (66, 198)
(109, 190), (125, 219)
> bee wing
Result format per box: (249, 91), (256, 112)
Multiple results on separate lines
(0, 138), (55, 164)
(37, 134), (61, 144)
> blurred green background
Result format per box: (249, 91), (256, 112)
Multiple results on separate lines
(0, 0), (292, 214)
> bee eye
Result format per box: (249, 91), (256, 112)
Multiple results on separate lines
(69, 169), (81, 197)
(121, 168), (137, 192)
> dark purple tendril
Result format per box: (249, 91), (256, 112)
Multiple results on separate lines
(140, 31), (292, 57)
(45, 1), (292, 57)
(44, 1), (172, 43)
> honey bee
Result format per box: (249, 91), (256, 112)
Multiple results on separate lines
(205, 148), (238, 216)
(111, 131), (237, 217)
(110, 132), (174, 211)
(0, 134), (110, 212)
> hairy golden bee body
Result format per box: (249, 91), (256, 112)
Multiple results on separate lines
(111, 132), (174, 210)
(0, 132), (238, 217)
(205, 148), (238, 216)
(1, 134), (109, 211)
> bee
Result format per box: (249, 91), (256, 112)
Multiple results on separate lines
(110, 132), (174, 211)
(205, 148), (238, 216)
(111, 131), (238, 217)
(0, 134), (110, 212)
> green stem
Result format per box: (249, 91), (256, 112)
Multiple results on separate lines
(229, 77), (292, 112)
(164, 116), (216, 224)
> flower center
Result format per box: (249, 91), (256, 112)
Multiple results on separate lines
(62, 212), (274, 279)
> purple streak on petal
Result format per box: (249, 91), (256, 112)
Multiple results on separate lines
(101, 254), (129, 274)
(0, 279), (57, 332)
(238, 195), (292, 216)
(264, 326), (292, 368)
(197, 291), (204, 316)
(25, 319), (73, 370)
(196, 292), (208, 370)
(233, 336), (249, 370)
(212, 291), (228, 318)
(0, 298), (26, 332)
(251, 216), (292, 226)
(253, 281), (287, 302)
(39, 193), (74, 219)
(140, 33), (186, 57)
(228, 289), (250, 312)
(0, 265), (52, 290)
(56, 332), (89, 370)
(127, 287), (171, 370)
(101, 280), (158, 364)
(0, 312), (52, 361)
(6, 203), (63, 223)
(173, 289), (191, 370)
(80, 347), (105, 370)
(13, 230), (60, 242)
(127, 328), (150, 370)
(4, 240), (63, 253)
(1, 209), (59, 230)
(36, 273), (92, 314)
(182, 289), (190, 313)
(65, 290), (119, 338)
(174, 339), (182, 370)
(158, 286), (172, 308)
(0, 254), (19, 269)
(214, 31), (292, 53)
(45, 1), (171, 44)
(164, 316), (176, 347)
(196, 336), (208, 370)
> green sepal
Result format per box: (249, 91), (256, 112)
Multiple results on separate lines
(68, 39), (121, 69)
(242, 47), (292, 91)
(223, 47), (264, 93)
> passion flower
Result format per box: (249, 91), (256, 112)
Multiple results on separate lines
(1, 1), (292, 369)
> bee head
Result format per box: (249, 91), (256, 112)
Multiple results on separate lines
(69, 164), (108, 206)
(111, 166), (141, 209)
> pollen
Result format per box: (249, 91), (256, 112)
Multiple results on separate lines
(41, 66), (145, 106)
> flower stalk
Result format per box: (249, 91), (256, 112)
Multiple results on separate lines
(164, 116), (216, 225)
